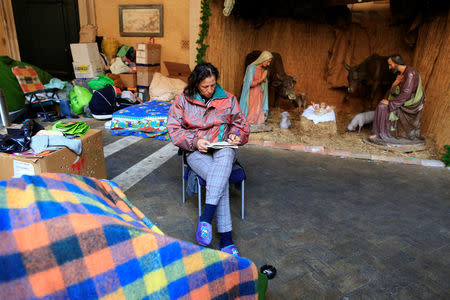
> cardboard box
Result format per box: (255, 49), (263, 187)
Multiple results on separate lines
(70, 43), (101, 63)
(135, 44), (161, 65)
(0, 129), (107, 180)
(119, 73), (137, 89)
(73, 61), (103, 78)
(137, 43), (161, 52)
(137, 65), (161, 86)
(164, 61), (191, 83)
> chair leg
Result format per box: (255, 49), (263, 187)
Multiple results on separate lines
(241, 179), (245, 220)
(182, 160), (186, 204)
(39, 101), (46, 114)
(198, 180), (202, 217)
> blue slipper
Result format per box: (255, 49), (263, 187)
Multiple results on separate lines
(196, 219), (212, 246)
(220, 244), (240, 257)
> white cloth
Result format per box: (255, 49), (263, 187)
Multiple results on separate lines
(121, 90), (136, 103)
(301, 105), (336, 124)
(150, 72), (186, 102)
(110, 58), (133, 74)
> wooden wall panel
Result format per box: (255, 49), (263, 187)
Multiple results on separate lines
(204, 1), (412, 113)
(204, 1), (448, 151)
(0, 0), (20, 60)
(413, 12), (450, 152)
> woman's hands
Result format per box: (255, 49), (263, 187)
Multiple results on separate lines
(197, 139), (210, 153)
(197, 134), (240, 153)
(227, 134), (241, 145)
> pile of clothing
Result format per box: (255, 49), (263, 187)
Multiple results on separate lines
(0, 120), (89, 156)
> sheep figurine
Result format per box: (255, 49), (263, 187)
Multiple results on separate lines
(280, 111), (291, 129)
(347, 111), (375, 133)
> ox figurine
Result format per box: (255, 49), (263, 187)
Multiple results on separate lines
(245, 51), (299, 107)
(344, 54), (395, 111)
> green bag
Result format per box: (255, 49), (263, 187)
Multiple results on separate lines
(70, 86), (92, 114)
(87, 74), (115, 90)
(116, 45), (131, 57)
(51, 121), (90, 137)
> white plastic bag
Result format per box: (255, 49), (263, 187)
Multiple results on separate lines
(110, 58), (133, 74)
(150, 72), (186, 101)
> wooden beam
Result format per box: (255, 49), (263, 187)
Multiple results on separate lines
(78, 0), (96, 26)
(327, 0), (387, 6)
(0, 0), (20, 60)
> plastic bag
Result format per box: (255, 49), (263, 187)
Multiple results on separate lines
(101, 38), (119, 60)
(0, 119), (43, 153)
(110, 57), (133, 74)
(70, 86), (92, 114)
(88, 74), (115, 90)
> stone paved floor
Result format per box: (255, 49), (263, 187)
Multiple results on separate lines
(118, 145), (449, 298)
(83, 117), (450, 299)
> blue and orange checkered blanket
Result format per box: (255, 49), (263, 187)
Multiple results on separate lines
(0, 173), (258, 299)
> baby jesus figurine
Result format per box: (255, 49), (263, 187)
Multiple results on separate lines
(312, 102), (334, 116)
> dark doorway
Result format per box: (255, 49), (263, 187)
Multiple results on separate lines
(12, 0), (80, 80)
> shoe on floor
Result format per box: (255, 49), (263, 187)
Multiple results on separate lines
(220, 244), (240, 257)
(92, 113), (112, 120)
(196, 220), (212, 246)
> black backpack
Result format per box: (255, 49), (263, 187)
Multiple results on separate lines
(88, 85), (121, 116)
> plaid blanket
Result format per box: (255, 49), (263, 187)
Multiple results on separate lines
(0, 173), (258, 299)
(11, 65), (45, 94)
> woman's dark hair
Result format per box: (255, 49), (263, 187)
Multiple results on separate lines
(184, 62), (219, 97)
(389, 54), (405, 65)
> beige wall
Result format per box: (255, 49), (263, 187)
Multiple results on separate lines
(189, 0), (200, 69)
(95, 0), (190, 75)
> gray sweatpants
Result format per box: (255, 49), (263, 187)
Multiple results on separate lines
(186, 148), (237, 233)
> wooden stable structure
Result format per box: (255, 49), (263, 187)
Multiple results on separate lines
(205, 1), (449, 152)
(412, 13), (450, 153)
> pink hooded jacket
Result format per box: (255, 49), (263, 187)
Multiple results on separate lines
(167, 84), (250, 152)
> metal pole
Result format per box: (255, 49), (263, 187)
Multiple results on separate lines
(0, 88), (11, 127)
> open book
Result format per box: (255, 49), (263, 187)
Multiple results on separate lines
(207, 141), (238, 149)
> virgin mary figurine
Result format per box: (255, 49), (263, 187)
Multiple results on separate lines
(239, 51), (273, 125)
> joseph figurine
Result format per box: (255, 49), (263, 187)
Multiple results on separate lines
(370, 54), (425, 141)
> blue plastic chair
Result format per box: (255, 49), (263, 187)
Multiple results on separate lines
(179, 150), (246, 219)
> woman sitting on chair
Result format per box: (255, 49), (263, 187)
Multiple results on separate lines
(167, 62), (249, 256)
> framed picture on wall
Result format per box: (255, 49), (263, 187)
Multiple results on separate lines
(119, 5), (163, 37)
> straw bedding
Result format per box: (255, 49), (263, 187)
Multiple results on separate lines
(249, 105), (439, 160)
